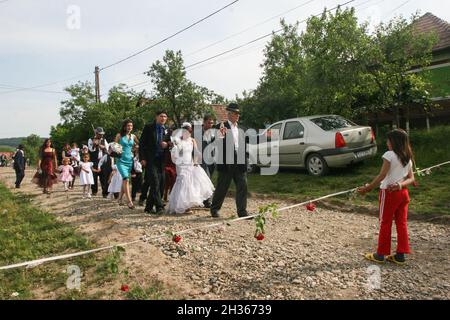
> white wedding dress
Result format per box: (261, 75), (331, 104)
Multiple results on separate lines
(168, 138), (215, 214)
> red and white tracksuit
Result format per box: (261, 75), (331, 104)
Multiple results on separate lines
(377, 188), (411, 256)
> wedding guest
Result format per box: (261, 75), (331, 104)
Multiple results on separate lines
(32, 139), (58, 195)
(88, 127), (109, 196)
(115, 119), (139, 209)
(139, 110), (171, 214)
(13, 144), (26, 188)
(210, 103), (250, 218)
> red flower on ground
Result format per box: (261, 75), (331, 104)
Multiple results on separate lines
(255, 233), (265, 241)
(173, 234), (182, 243)
(306, 202), (316, 212)
(120, 284), (129, 292)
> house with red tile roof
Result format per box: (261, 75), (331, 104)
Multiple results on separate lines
(369, 12), (450, 131)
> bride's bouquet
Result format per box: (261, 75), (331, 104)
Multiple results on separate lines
(109, 142), (123, 158)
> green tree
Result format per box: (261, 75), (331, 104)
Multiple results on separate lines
(366, 14), (437, 128)
(241, 20), (305, 129)
(146, 50), (223, 127)
(300, 7), (371, 118)
(20, 134), (43, 167)
(51, 80), (161, 153)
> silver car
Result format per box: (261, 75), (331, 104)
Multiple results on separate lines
(248, 115), (377, 176)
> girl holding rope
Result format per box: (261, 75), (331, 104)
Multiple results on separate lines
(358, 129), (416, 265)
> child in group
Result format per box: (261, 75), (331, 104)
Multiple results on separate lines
(131, 148), (143, 203)
(107, 164), (123, 200)
(79, 153), (100, 199)
(358, 129), (415, 265)
(58, 157), (74, 193)
(70, 143), (81, 189)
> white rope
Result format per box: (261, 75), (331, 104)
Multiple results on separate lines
(1, 160), (448, 271)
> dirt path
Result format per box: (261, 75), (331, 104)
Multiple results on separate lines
(1, 167), (449, 300)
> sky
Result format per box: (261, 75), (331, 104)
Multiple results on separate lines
(0, 0), (449, 138)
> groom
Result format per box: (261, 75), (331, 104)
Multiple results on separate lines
(139, 110), (170, 214)
(210, 103), (249, 218)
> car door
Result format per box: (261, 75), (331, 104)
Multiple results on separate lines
(258, 122), (282, 166)
(279, 120), (306, 165)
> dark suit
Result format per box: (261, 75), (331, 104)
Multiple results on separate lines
(193, 126), (216, 207)
(13, 150), (25, 188)
(139, 121), (167, 211)
(210, 121), (249, 217)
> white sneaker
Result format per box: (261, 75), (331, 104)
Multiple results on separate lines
(87, 193), (92, 199)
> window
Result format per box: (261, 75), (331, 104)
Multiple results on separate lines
(283, 121), (304, 140)
(310, 116), (356, 131)
(266, 123), (282, 142)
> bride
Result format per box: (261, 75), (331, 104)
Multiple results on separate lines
(168, 122), (215, 214)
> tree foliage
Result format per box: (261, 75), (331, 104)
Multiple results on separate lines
(146, 50), (224, 127)
(240, 8), (437, 129)
(20, 134), (43, 166)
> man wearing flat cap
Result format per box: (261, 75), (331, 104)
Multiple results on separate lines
(88, 127), (109, 196)
(210, 103), (249, 218)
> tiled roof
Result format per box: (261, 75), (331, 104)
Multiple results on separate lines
(211, 104), (228, 122)
(413, 13), (450, 51)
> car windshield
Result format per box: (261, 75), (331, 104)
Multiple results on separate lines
(310, 116), (356, 131)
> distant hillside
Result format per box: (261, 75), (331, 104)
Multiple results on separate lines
(0, 137), (25, 148)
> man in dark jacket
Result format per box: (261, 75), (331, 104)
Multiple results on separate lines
(13, 145), (26, 188)
(193, 114), (216, 208)
(139, 110), (171, 214)
(210, 103), (249, 218)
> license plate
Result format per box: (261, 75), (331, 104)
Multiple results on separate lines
(355, 149), (372, 158)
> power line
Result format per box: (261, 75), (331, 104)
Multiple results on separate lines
(0, 84), (65, 94)
(0, 1), (240, 95)
(0, 71), (92, 95)
(386, 0), (412, 18)
(99, 0), (240, 71)
(184, 0), (357, 70)
(185, 0), (316, 58)
(101, 0), (318, 91)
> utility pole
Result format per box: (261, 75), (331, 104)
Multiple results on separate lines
(94, 66), (100, 103)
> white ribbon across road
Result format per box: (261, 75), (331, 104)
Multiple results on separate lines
(0, 160), (448, 271)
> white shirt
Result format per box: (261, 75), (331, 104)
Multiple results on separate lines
(380, 151), (412, 189)
(88, 138), (109, 160)
(228, 120), (239, 150)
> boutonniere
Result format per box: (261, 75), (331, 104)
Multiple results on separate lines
(164, 129), (168, 135)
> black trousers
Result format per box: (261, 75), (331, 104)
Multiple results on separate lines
(211, 166), (248, 216)
(14, 168), (25, 187)
(201, 163), (215, 205)
(100, 170), (112, 198)
(141, 158), (165, 211)
(131, 172), (142, 200)
(91, 161), (100, 195)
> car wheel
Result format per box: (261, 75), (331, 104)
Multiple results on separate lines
(306, 153), (329, 176)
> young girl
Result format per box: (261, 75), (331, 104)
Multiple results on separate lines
(108, 164), (123, 200)
(58, 157), (74, 193)
(131, 148), (143, 203)
(70, 143), (81, 188)
(358, 129), (415, 265)
(79, 153), (100, 198)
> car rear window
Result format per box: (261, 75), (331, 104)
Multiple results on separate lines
(310, 116), (356, 131)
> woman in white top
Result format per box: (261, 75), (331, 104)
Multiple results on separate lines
(168, 122), (215, 214)
(358, 129), (415, 265)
